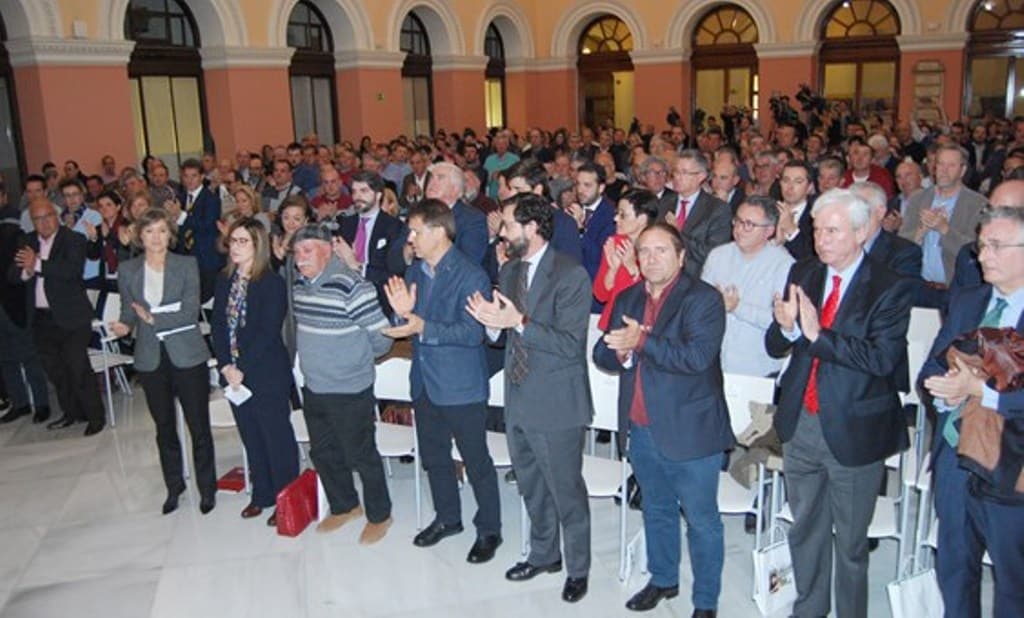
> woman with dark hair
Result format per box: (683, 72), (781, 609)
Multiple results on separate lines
(84, 190), (126, 292)
(212, 218), (298, 525)
(593, 188), (659, 330)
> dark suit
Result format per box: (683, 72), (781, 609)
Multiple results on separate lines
(766, 255), (913, 618)
(866, 230), (923, 393)
(661, 190), (732, 278)
(593, 273), (732, 607)
(11, 227), (103, 426)
(211, 271), (299, 508)
(452, 199), (488, 265)
(399, 171), (431, 212)
(338, 210), (404, 316)
(783, 199), (816, 261)
(581, 196), (616, 311)
(499, 246), (592, 578)
(918, 284), (1024, 618)
(652, 188), (678, 221)
(177, 186), (224, 301)
(725, 187), (746, 216)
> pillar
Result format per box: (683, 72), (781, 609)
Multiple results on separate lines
(431, 55), (486, 135)
(335, 50), (404, 142)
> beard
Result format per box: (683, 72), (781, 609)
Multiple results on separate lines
(504, 236), (529, 260)
(355, 198), (376, 214)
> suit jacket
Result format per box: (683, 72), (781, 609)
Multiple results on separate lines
(765, 256), (914, 466)
(783, 198), (817, 261)
(210, 270), (291, 396)
(177, 186), (225, 274)
(898, 185), (986, 285)
(500, 246), (593, 431)
(867, 229), (923, 279)
(11, 227), (93, 330)
(593, 273), (734, 460)
(661, 190), (732, 278)
(399, 171), (431, 211)
(581, 196), (617, 307)
(452, 199), (488, 265)
(339, 210), (404, 315)
(0, 208), (27, 328)
(949, 241), (983, 296)
(117, 252), (210, 372)
(726, 187), (747, 216)
(652, 188), (678, 220)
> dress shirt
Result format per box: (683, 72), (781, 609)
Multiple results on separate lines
(356, 209), (379, 277)
(30, 232), (57, 308)
(979, 287), (1024, 410)
(921, 189), (960, 283)
(783, 251), (866, 342)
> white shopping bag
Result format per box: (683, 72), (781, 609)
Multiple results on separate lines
(752, 537), (796, 616)
(887, 567), (943, 618)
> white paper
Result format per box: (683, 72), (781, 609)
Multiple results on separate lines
(224, 384), (253, 406)
(150, 301), (182, 314)
(155, 323), (196, 341)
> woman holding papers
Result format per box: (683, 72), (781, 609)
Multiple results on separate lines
(211, 217), (298, 525)
(110, 207), (217, 515)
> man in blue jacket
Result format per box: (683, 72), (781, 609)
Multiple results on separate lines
(382, 198), (501, 564)
(176, 158), (224, 301)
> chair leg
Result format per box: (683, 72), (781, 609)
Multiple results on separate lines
(102, 353), (116, 428)
(177, 404), (191, 480)
(618, 459), (629, 582)
(242, 444), (251, 495)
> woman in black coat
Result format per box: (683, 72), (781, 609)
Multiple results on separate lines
(212, 217), (298, 525)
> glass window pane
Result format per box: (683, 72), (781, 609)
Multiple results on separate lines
(727, 68), (751, 108)
(171, 77), (202, 169)
(413, 78), (431, 136)
(140, 76), (178, 164)
(484, 78), (504, 128)
(860, 61), (896, 118)
(311, 77), (334, 140)
(291, 75), (314, 139)
(129, 78), (148, 165)
(970, 57), (1008, 118)
(1015, 57), (1024, 117)
(823, 63), (857, 104)
(695, 69), (726, 120)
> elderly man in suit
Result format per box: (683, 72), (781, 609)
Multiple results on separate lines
(709, 157), (746, 216)
(467, 192), (593, 604)
(662, 150), (731, 277)
(425, 162), (488, 265)
(399, 150), (431, 213)
(766, 189), (914, 618)
(638, 156), (678, 217)
(594, 222), (733, 618)
(174, 158), (224, 302)
(921, 205), (1024, 618)
(12, 199), (104, 435)
(851, 181), (923, 279)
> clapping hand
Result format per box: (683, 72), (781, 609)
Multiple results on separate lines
(466, 290), (522, 329)
(383, 276), (417, 318)
(772, 284), (800, 331)
(793, 285), (821, 342)
(603, 236), (623, 272)
(923, 357), (984, 406)
(603, 315), (644, 352)
(566, 202), (586, 229)
(332, 236), (359, 269)
(719, 284), (740, 313)
(108, 321), (131, 338)
(14, 246), (37, 277)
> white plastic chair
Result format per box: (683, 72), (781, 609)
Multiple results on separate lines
(908, 307), (942, 346)
(208, 386), (250, 495)
(373, 357), (421, 529)
(89, 293), (133, 427)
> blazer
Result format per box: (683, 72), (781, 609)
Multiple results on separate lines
(0, 209), (27, 328)
(177, 186), (225, 274)
(593, 273), (734, 461)
(665, 190), (732, 278)
(726, 187), (747, 216)
(399, 171), (431, 211)
(500, 247), (593, 431)
(783, 197), (816, 261)
(898, 185), (986, 284)
(452, 199), (488, 265)
(652, 188), (678, 220)
(581, 195), (617, 306)
(117, 252), (210, 372)
(339, 210), (404, 314)
(406, 246), (491, 406)
(765, 256), (914, 466)
(867, 229), (923, 279)
(11, 226), (93, 330)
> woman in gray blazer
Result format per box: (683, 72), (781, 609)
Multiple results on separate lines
(110, 207), (216, 515)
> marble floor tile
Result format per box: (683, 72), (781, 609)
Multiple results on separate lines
(0, 527), (44, 610)
(1, 568), (160, 618)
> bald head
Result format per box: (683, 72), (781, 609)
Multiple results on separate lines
(990, 179), (1024, 209)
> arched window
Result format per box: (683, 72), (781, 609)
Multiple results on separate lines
(401, 13), (433, 136)
(819, 0), (901, 123)
(692, 4), (760, 125)
(288, 0), (338, 143)
(125, 0), (207, 175)
(577, 15), (634, 130)
(966, 0), (1024, 119)
(484, 23), (506, 129)
(0, 16), (25, 200)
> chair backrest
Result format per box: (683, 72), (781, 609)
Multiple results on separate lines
(87, 288), (100, 310)
(101, 293), (122, 327)
(906, 340), (931, 401)
(723, 373), (776, 436)
(589, 364), (620, 432)
(488, 370), (505, 408)
(908, 307), (941, 345)
(374, 357), (412, 402)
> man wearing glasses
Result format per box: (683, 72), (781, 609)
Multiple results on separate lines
(664, 150), (731, 278)
(638, 156), (677, 220)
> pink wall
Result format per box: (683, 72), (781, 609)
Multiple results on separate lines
(525, 69), (577, 130)
(204, 67), (293, 158)
(634, 61), (687, 132)
(335, 67), (404, 142)
(432, 68), (485, 135)
(14, 65), (137, 174)
(757, 55), (816, 131)
(503, 71), (529, 132)
(899, 48), (965, 123)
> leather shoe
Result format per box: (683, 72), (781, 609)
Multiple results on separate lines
(505, 560), (562, 581)
(562, 576), (588, 603)
(32, 406), (50, 423)
(413, 519), (464, 547)
(46, 416), (81, 430)
(0, 405), (31, 424)
(466, 534), (502, 563)
(162, 487), (186, 515)
(240, 503), (263, 519)
(868, 538), (880, 552)
(200, 495), (216, 514)
(626, 583), (679, 611)
(266, 510), (277, 527)
(691, 610), (716, 618)
(84, 422), (104, 436)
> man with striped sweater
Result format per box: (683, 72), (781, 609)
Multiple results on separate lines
(291, 224), (394, 544)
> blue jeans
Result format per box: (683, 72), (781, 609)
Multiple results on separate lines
(629, 423), (724, 610)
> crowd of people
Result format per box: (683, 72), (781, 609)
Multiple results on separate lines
(1, 104), (1024, 618)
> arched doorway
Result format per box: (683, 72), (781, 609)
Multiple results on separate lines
(401, 12), (433, 137)
(288, 0), (338, 143)
(484, 23), (506, 129)
(125, 0), (209, 175)
(577, 15), (633, 131)
(0, 13), (24, 199)
(819, 0), (900, 124)
(965, 0), (1024, 119)
(691, 4), (759, 127)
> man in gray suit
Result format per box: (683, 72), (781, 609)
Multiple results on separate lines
(467, 192), (593, 604)
(662, 150), (732, 278)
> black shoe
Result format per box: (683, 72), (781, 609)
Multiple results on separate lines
(162, 487), (185, 515)
(0, 397), (10, 413)
(868, 538), (880, 552)
(744, 513), (758, 535)
(562, 576), (588, 603)
(467, 534), (502, 563)
(84, 422), (104, 436)
(0, 405), (31, 424)
(595, 429), (611, 443)
(46, 416), (80, 430)
(505, 470), (517, 484)
(413, 519), (464, 547)
(32, 406), (51, 424)
(199, 495), (216, 514)
(692, 610), (716, 618)
(626, 583), (679, 611)
(505, 560), (562, 581)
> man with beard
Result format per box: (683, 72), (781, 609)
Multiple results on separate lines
(334, 171), (404, 317)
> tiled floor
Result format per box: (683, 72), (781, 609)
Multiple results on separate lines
(0, 390), (988, 617)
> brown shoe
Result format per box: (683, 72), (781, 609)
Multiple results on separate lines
(358, 517), (393, 545)
(316, 505), (364, 534)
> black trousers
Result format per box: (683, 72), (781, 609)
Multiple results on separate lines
(415, 396), (501, 536)
(232, 385), (299, 507)
(302, 386), (391, 523)
(139, 347), (216, 499)
(33, 311), (103, 424)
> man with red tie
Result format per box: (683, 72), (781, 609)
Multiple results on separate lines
(765, 188), (914, 618)
(662, 150), (731, 277)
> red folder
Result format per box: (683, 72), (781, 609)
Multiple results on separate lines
(275, 469), (318, 537)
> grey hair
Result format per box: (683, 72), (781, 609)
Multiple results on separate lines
(811, 188), (871, 231)
(638, 155), (667, 176)
(290, 223), (333, 247)
(677, 149), (710, 174)
(848, 181), (888, 212)
(979, 206), (1024, 238)
(427, 161), (465, 195)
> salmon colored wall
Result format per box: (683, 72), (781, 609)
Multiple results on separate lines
(757, 55), (816, 129)
(634, 62), (686, 132)
(13, 64), (136, 173)
(204, 67), (293, 158)
(503, 71), (529, 132)
(334, 67), (403, 142)
(432, 68), (486, 135)
(525, 69), (576, 130)
(898, 48), (965, 123)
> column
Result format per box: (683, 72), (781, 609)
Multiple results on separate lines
(523, 58), (577, 131)
(334, 51), (404, 142)
(754, 43), (817, 131)
(632, 49), (688, 131)
(431, 54), (486, 135)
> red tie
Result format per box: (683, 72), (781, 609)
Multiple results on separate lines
(803, 275), (842, 414)
(675, 199), (689, 230)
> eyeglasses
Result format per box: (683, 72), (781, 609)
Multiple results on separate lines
(229, 236), (251, 246)
(975, 239), (1024, 253)
(732, 218), (774, 231)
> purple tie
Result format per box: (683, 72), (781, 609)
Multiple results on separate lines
(354, 217), (368, 263)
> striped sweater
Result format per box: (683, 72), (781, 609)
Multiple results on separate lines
(293, 256), (392, 394)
